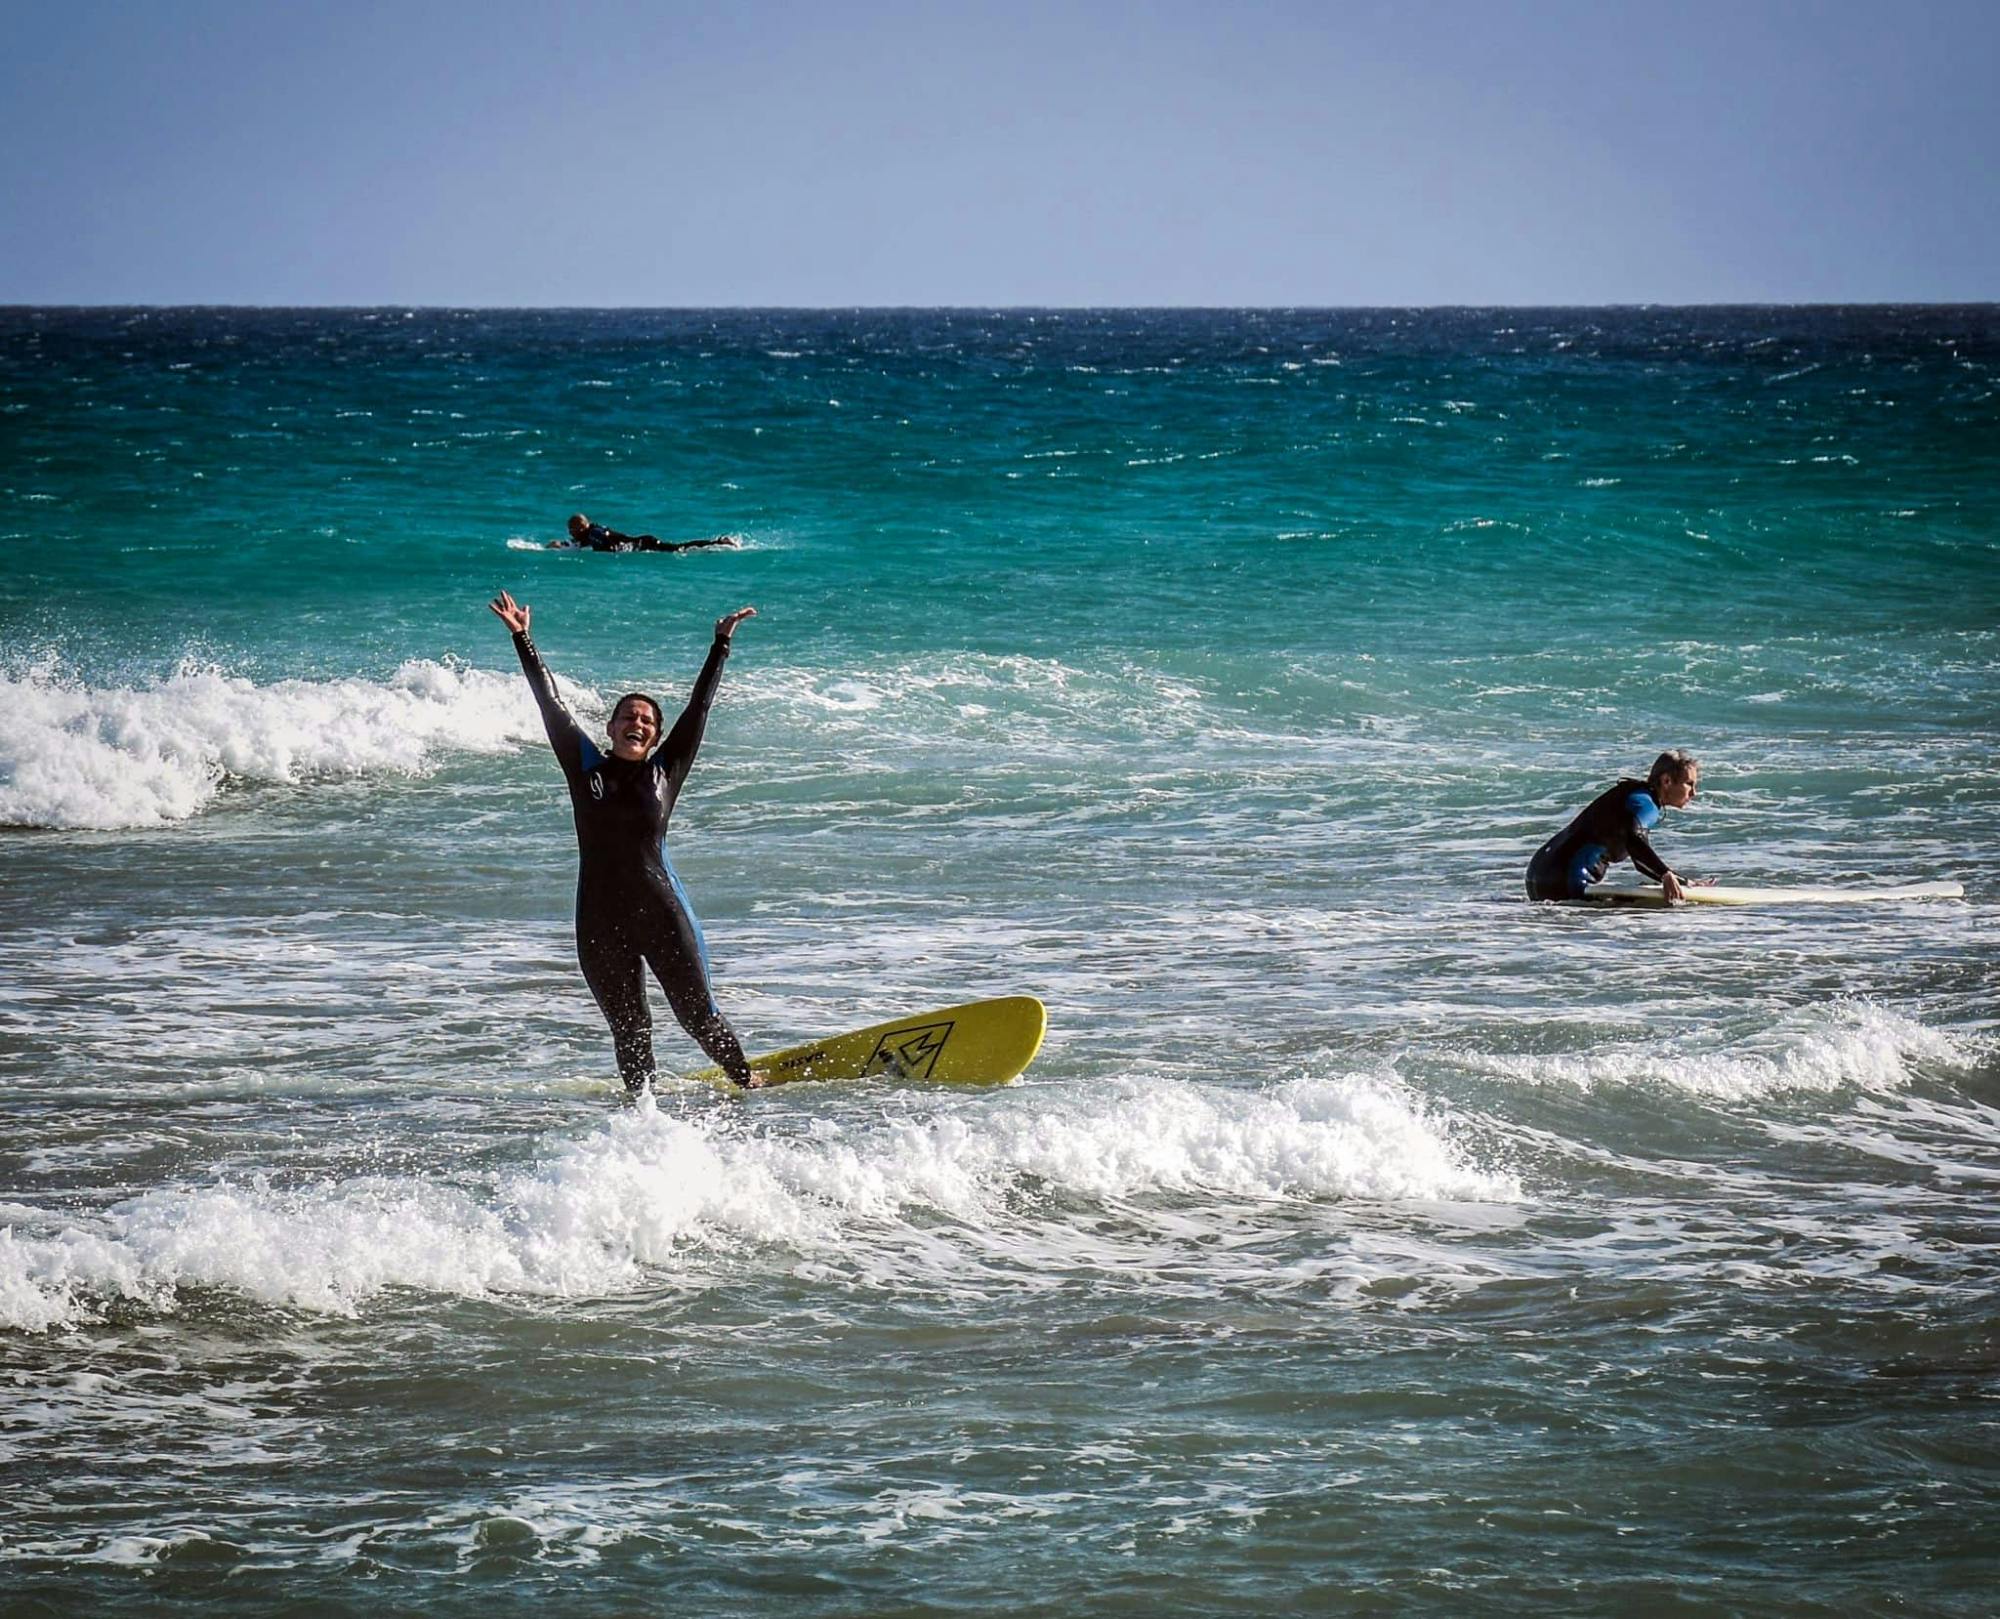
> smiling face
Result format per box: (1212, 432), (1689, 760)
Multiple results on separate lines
(607, 695), (662, 761)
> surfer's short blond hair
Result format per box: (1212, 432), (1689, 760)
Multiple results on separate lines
(1648, 749), (1699, 792)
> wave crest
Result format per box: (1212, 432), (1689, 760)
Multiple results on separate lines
(0, 1072), (1515, 1332)
(0, 656), (579, 829)
(1455, 1002), (1974, 1102)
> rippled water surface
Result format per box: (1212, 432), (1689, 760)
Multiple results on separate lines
(2, 308), (1997, 1615)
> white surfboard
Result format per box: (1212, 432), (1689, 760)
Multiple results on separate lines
(1577, 880), (1964, 909)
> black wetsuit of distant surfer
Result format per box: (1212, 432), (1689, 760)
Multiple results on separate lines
(1525, 779), (1676, 901)
(561, 522), (738, 554)
(512, 628), (754, 1088)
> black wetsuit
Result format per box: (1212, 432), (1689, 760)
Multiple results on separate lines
(1525, 778), (1674, 901)
(513, 629), (752, 1088)
(570, 523), (736, 554)
(578, 523), (662, 552)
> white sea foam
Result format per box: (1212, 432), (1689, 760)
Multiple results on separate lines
(1456, 1002), (1972, 1102)
(0, 656), (587, 830)
(734, 653), (1210, 752)
(0, 1229), (94, 1333)
(0, 1072), (1515, 1332)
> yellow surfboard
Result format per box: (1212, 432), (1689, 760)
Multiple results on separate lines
(683, 995), (1047, 1093)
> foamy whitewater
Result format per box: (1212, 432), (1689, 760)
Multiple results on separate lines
(0, 656), (566, 828)
(2, 308), (1995, 1616)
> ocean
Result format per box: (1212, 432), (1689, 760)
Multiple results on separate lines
(1, 307), (1995, 1615)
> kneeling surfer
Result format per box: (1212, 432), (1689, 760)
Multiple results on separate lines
(489, 588), (764, 1089)
(1526, 750), (1701, 902)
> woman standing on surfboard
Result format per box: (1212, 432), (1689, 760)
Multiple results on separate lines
(489, 589), (763, 1090)
(1525, 750), (1701, 903)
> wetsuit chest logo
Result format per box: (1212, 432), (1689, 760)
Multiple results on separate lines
(588, 772), (606, 800)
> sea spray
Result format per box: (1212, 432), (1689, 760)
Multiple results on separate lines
(0, 656), (599, 829)
(0, 1071), (1513, 1332)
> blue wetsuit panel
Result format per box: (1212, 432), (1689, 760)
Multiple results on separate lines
(1526, 778), (1673, 900)
(660, 847), (717, 990)
(1566, 843), (1607, 899)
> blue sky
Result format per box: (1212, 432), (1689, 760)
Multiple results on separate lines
(3, 0), (1995, 305)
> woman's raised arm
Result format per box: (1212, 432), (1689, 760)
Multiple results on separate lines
(490, 591), (591, 777)
(654, 606), (757, 796)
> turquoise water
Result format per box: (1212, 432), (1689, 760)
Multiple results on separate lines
(2, 307), (1996, 1614)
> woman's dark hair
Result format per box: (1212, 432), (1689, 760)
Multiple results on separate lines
(611, 692), (664, 730)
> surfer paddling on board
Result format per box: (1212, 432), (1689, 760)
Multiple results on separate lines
(489, 589), (766, 1090)
(1526, 750), (1703, 903)
(550, 513), (743, 554)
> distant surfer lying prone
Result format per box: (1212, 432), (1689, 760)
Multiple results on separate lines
(489, 588), (765, 1090)
(551, 513), (743, 553)
(1526, 750), (1704, 903)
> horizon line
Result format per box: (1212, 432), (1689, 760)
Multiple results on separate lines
(5, 300), (1998, 315)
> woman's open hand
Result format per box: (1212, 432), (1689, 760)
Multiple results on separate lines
(489, 590), (531, 635)
(716, 606), (757, 642)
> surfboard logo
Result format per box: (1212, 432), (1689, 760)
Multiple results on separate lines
(863, 1020), (954, 1080)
